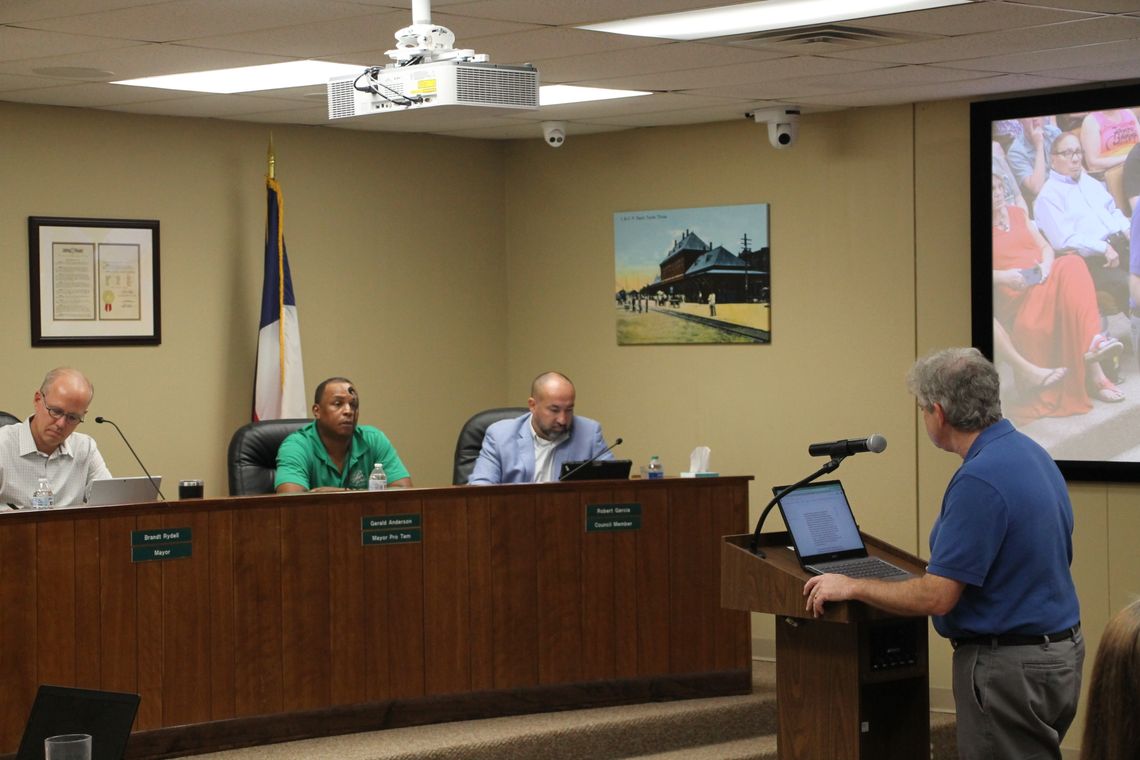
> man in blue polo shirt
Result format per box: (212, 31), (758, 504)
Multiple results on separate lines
(275, 377), (411, 492)
(803, 347), (1082, 760)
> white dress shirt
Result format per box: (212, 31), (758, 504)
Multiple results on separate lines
(529, 419), (568, 483)
(0, 418), (112, 508)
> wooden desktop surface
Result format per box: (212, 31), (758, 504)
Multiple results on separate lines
(0, 477), (751, 758)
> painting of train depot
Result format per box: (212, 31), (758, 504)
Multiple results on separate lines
(614, 203), (770, 345)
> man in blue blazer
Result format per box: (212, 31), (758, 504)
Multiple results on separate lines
(469, 371), (613, 484)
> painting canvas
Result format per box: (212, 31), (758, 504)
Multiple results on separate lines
(614, 203), (770, 345)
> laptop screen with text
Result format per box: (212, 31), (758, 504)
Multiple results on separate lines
(774, 480), (868, 563)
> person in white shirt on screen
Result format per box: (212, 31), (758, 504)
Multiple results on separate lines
(0, 367), (111, 508)
(1034, 132), (1131, 316)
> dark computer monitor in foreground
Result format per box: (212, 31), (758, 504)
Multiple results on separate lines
(559, 459), (633, 481)
(17, 685), (140, 760)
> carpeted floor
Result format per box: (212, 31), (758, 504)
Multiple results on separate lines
(183, 660), (955, 759)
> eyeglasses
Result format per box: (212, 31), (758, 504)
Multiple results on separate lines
(1053, 148), (1083, 160)
(38, 389), (85, 425)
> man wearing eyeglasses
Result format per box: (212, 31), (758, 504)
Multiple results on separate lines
(1034, 131), (1131, 317)
(0, 367), (111, 508)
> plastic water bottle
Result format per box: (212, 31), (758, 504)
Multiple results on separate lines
(368, 462), (388, 491)
(647, 456), (664, 479)
(31, 477), (54, 509)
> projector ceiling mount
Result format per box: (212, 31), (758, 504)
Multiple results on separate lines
(327, 0), (539, 120)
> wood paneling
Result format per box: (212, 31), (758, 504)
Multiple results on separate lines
(0, 478), (751, 757)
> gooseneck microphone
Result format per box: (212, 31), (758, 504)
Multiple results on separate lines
(558, 437), (623, 481)
(751, 434), (888, 555)
(807, 434), (887, 458)
(95, 416), (166, 500)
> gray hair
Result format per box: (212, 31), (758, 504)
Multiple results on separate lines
(906, 347), (1001, 431)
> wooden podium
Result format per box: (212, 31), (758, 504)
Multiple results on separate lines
(721, 532), (930, 760)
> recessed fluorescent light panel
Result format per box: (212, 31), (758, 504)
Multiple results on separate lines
(114, 60), (362, 94)
(540, 85), (651, 106)
(579, 0), (972, 40)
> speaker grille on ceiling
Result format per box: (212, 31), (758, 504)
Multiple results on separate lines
(722, 23), (932, 51)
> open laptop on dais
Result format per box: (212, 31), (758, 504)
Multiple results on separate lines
(16, 684), (140, 760)
(86, 476), (163, 507)
(559, 459), (632, 482)
(773, 480), (912, 581)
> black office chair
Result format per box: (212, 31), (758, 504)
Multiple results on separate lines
(452, 407), (526, 485)
(227, 418), (310, 496)
(0, 411), (20, 427)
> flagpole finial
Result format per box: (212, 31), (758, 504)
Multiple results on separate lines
(267, 134), (276, 180)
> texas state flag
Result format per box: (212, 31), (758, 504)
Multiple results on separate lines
(253, 175), (306, 420)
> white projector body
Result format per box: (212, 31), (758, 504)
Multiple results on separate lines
(328, 61), (538, 120)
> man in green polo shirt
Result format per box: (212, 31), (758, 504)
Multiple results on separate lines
(275, 377), (412, 493)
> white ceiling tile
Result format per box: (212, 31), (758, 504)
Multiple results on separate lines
(0, 26), (138, 62)
(826, 15), (1140, 65)
(0, 80), (186, 107)
(431, 0), (743, 26)
(0, 1), (169, 24)
(21, 0), (377, 42)
(106, 90), (318, 117)
(0, 43), (286, 79)
(0, 0), (1133, 138)
(1003, 0), (1140, 11)
(463, 26), (661, 65)
(853, 0), (1100, 35)
(184, 10), (411, 58)
(594, 57), (890, 92)
(797, 73), (1085, 108)
(532, 41), (785, 84)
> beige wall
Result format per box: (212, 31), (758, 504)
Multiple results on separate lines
(0, 102), (510, 493)
(503, 99), (1140, 755)
(2, 96), (1139, 755)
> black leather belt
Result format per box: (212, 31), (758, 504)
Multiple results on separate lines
(951, 624), (1080, 649)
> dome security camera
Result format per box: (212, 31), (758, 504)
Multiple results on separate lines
(768, 114), (799, 149)
(542, 121), (566, 148)
(747, 107), (801, 150)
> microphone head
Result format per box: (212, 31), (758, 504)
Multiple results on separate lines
(95, 416), (107, 424)
(867, 433), (887, 453)
(613, 437), (623, 446)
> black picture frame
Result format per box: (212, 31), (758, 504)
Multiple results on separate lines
(29, 216), (161, 347)
(970, 80), (1140, 482)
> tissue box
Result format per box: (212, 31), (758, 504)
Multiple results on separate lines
(679, 472), (719, 478)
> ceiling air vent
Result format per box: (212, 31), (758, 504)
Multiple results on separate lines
(720, 24), (933, 53)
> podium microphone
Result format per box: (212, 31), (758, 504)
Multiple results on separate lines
(558, 437), (623, 481)
(808, 434), (887, 459)
(95, 416), (166, 500)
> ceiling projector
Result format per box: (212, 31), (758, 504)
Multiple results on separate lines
(327, 0), (538, 120)
(328, 61), (538, 120)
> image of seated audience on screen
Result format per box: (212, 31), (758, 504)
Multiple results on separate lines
(982, 89), (1140, 471)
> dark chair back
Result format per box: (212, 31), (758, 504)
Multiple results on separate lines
(227, 418), (310, 496)
(452, 407), (527, 485)
(0, 411), (19, 427)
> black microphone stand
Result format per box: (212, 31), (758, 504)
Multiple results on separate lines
(749, 456), (844, 556)
(96, 417), (166, 501)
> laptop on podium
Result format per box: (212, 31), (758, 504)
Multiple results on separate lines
(773, 480), (911, 580)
